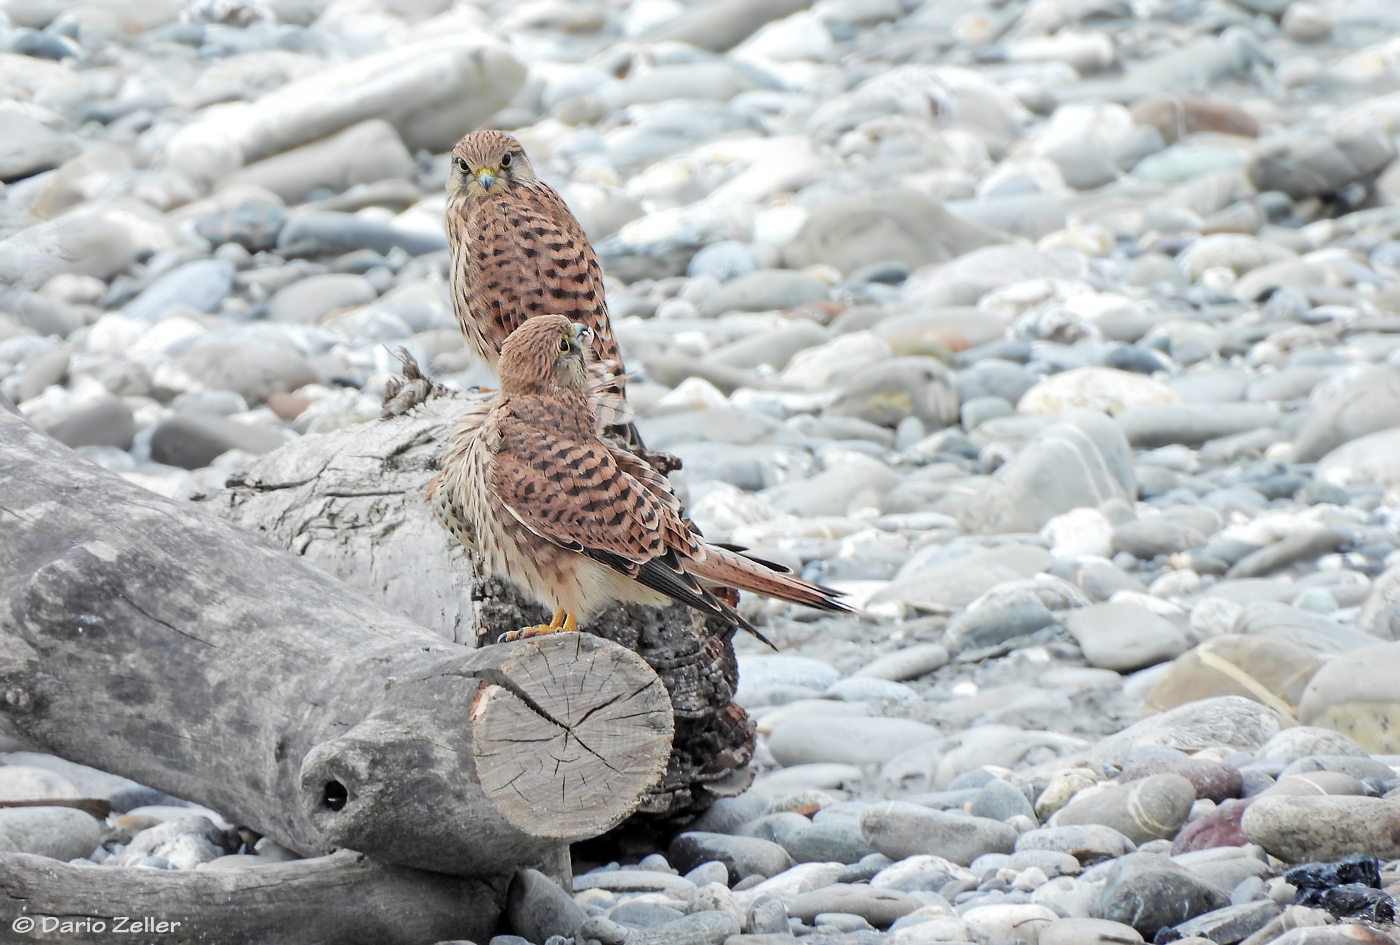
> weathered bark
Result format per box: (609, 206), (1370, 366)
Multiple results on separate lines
(0, 410), (673, 877)
(202, 394), (757, 820)
(0, 850), (499, 945)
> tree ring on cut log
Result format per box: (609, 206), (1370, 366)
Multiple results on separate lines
(296, 633), (674, 872)
(472, 632), (675, 840)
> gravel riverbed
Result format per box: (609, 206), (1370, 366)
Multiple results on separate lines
(4, 0), (1400, 942)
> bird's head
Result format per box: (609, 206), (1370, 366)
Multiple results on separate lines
(498, 315), (593, 395)
(449, 130), (535, 198)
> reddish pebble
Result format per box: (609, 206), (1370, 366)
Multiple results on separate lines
(1171, 798), (1253, 854)
(267, 392), (312, 421)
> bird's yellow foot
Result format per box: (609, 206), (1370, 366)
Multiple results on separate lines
(498, 610), (578, 642)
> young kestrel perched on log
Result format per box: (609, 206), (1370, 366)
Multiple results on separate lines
(445, 130), (629, 427)
(428, 315), (851, 645)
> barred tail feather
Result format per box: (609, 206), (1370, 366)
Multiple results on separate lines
(688, 546), (852, 615)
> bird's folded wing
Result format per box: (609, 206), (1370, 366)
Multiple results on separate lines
(490, 425), (728, 612)
(490, 426), (677, 565)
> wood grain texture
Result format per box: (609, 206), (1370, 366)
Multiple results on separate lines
(0, 409), (672, 877)
(0, 850), (499, 945)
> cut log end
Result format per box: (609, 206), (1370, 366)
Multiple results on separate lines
(473, 632), (675, 841)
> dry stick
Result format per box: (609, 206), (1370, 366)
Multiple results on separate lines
(0, 850), (499, 945)
(0, 410), (673, 878)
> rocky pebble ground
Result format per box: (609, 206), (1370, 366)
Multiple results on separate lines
(4, 0), (1400, 942)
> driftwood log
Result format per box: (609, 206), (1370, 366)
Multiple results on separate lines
(202, 393), (757, 820)
(0, 408), (673, 877)
(0, 850), (499, 945)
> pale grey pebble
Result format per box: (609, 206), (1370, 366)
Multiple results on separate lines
(0, 807), (103, 861)
(853, 643), (950, 681)
(684, 860), (729, 886)
(668, 831), (793, 881)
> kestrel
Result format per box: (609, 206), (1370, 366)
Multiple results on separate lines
(446, 130), (630, 431)
(428, 316), (851, 646)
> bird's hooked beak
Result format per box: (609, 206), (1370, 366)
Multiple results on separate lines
(570, 322), (593, 347)
(475, 168), (496, 191)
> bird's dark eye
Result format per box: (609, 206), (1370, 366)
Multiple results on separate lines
(456, 157), (469, 173)
(500, 152), (513, 169)
(559, 336), (571, 353)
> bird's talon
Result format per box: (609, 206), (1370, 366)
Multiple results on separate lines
(499, 609), (576, 642)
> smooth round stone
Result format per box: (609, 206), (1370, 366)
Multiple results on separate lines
(165, 341), (317, 405)
(786, 883), (920, 927)
(1066, 601), (1193, 672)
(574, 869), (697, 895)
(687, 241), (759, 281)
(739, 813), (811, 847)
(754, 700), (870, 735)
(1357, 569), (1400, 641)
(700, 269), (827, 317)
(854, 644), (950, 682)
(1114, 404), (1282, 449)
(968, 779), (1035, 823)
(1039, 916), (1143, 945)
(0, 766), (78, 801)
(669, 832), (794, 882)
(824, 356), (960, 430)
(1293, 368), (1400, 463)
(1259, 727), (1370, 760)
(1280, 755), (1393, 782)
(1142, 635), (1321, 717)
(1282, 2), (1333, 42)
(1054, 774), (1195, 845)
(825, 677), (919, 703)
(1315, 427), (1400, 491)
(943, 587), (1056, 652)
(1170, 898), (1282, 942)
(687, 795), (772, 836)
(1009, 849), (1082, 878)
(609, 899), (683, 930)
(625, 911), (740, 945)
(1248, 132), (1397, 201)
(1298, 642), (1400, 752)
(873, 854), (972, 891)
(1241, 796), (1400, 862)
(1019, 823), (1136, 862)
(1092, 697), (1287, 768)
(738, 655), (841, 692)
(1093, 853), (1229, 939)
(957, 359), (1039, 404)
(1256, 772), (1367, 798)
(1120, 756), (1243, 803)
(959, 412), (1136, 535)
(266, 273), (377, 325)
(120, 260), (235, 322)
(1111, 519), (1206, 558)
(708, 321), (829, 371)
(41, 398), (136, 451)
(1171, 799), (1252, 855)
(859, 802), (1017, 866)
(962, 903), (1060, 943)
(767, 717), (940, 767)
(149, 413), (292, 470)
(1018, 367), (1176, 417)
(748, 764), (864, 800)
(195, 202), (287, 253)
(685, 861), (730, 887)
(962, 395), (1014, 430)
(782, 820), (875, 864)
(0, 806), (101, 861)
(813, 912), (871, 932)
